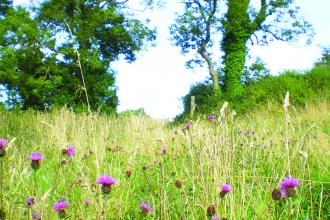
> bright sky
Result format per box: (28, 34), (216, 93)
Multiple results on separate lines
(8, 0), (330, 119)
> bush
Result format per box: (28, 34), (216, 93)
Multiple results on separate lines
(305, 65), (330, 100)
(181, 81), (223, 119)
(178, 65), (330, 120)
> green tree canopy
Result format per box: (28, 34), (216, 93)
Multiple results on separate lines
(0, 0), (156, 112)
(170, 0), (314, 100)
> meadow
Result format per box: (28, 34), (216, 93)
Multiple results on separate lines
(0, 101), (329, 219)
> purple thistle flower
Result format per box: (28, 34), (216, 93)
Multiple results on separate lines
(26, 197), (35, 206)
(31, 210), (41, 219)
(84, 200), (91, 207)
(97, 175), (116, 194)
(161, 146), (167, 155)
(0, 139), (7, 157)
(53, 199), (68, 212)
(66, 146), (75, 157)
(140, 202), (153, 214)
(29, 152), (44, 161)
(0, 139), (7, 148)
(280, 176), (300, 190)
(185, 122), (190, 129)
(211, 217), (220, 220)
(97, 175), (116, 185)
(29, 152), (44, 170)
(221, 183), (232, 193)
(305, 218), (310, 220)
(280, 190), (286, 199)
(207, 115), (216, 121)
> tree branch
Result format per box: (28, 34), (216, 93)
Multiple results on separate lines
(250, 0), (267, 33)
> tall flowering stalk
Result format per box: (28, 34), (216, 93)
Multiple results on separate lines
(283, 91), (291, 175)
(97, 175), (116, 219)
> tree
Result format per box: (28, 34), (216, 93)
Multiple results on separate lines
(0, 6), (57, 109)
(0, 0), (12, 18)
(0, 0), (156, 112)
(315, 47), (330, 66)
(221, 0), (313, 99)
(170, 0), (221, 92)
(241, 57), (270, 85)
(171, 0), (313, 100)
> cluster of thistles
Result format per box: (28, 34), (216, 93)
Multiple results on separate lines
(272, 176), (300, 200)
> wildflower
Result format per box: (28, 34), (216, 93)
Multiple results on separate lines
(53, 199), (68, 218)
(84, 200), (90, 207)
(31, 210), (41, 219)
(280, 176), (300, 197)
(219, 183), (232, 198)
(63, 146), (75, 157)
(29, 152), (44, 170)
(26, 197), (35, 206)
(175, 179), (182, 188)
(97, 175), (116, 194)
(0, 139), (7, 157)
(280, 176), (300, 190)
(207, 205), (216, 216)
(161, 146), (167, 155)
(88, 149), (94, 154)
(140, 202), (153, 215)
(207, 115), (216, 121)
(125, 166), (132, 177)
(60, 159), (67, 165)
(185, 121), (190, 129)
(271, 189), (282, 201)
(211, 217), (220, 220)
(0, 139), (7, 148)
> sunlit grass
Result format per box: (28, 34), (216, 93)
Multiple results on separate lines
(0, 102), (329, 219)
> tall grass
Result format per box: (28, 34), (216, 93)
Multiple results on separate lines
(0, 102), (329, 219)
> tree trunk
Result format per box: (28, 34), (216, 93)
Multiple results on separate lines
(222, 39), (247, 99)
(222, 0), (250, 100)
(199, 50), (220, 93)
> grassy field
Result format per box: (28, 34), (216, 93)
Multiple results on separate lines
(0, 101), (329, 219)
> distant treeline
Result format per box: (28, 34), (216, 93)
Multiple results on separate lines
(177, 60), (330, 121)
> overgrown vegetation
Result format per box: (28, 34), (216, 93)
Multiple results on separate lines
(179, 61), (330, 121)
(0, 100), (329, 219)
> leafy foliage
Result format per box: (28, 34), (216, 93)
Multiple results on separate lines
(171, 0), (314, 100)
(0, 1), (156, 112)
(179, 63), (330, 119)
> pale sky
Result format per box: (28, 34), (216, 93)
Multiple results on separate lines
(7, 0), (330, 118)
